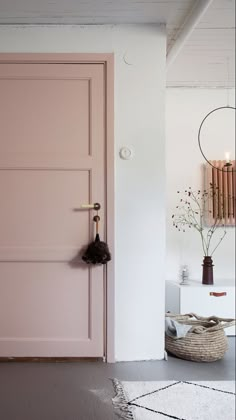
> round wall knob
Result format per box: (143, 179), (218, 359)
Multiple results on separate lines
(119, 147), (133, 160)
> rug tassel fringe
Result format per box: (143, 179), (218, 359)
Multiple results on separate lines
(112, 379), (134, 420)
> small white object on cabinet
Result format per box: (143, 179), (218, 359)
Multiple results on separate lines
(166, 280), (235, 336)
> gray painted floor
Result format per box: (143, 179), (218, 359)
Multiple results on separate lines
(0, 338), (235, 420)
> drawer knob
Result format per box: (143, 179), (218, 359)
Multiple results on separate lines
(209, 292), (227, 297)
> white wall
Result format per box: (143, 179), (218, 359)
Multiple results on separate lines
(0, 24), (166, 361)
(166, 88), (235, 283)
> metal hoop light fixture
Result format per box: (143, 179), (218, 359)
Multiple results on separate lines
(198, 106), (236, 172)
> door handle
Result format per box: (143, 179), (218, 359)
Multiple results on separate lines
(209, 292), (227, 297)
(81, 203), (101, 210)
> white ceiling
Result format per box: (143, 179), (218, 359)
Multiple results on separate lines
(0, 0), (235, 87)
(167, 0), (235, 87)
(0, 0), (196, 25)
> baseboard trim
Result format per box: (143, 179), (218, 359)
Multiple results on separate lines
(0, 357), (103, 362)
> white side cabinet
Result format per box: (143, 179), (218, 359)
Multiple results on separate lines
(166, 280), (235, 336)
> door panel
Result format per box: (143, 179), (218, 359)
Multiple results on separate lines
(0, 64), (103, 167)
(0, 61), (105, 357)
(0, 170), (91, 260)
(0, 263), (103, 357)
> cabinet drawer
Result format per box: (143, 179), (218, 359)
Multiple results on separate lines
(181, 287), (235, 336)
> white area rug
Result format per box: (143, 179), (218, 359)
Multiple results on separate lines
(112, 379), (235, 420)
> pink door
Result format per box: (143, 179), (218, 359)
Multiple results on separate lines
(0, 59), (108, 357)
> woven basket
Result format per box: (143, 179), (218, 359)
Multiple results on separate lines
(165, 313), (236, 362)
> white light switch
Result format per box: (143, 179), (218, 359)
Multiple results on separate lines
(119, 147), (133, 160)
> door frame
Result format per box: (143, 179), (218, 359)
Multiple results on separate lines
(0, 53), (115, 363)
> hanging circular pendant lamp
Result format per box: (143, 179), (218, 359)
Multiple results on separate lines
(198, 106), (236, 172)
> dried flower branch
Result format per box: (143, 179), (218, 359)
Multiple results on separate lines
(172, 186), (227, 257)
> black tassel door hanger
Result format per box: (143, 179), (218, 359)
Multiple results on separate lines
(82, 210), (111, 265)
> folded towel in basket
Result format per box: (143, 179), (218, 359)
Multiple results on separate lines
(165, 318), (192, 339)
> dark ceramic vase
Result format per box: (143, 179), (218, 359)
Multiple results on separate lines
(202, 256), (214, 285)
